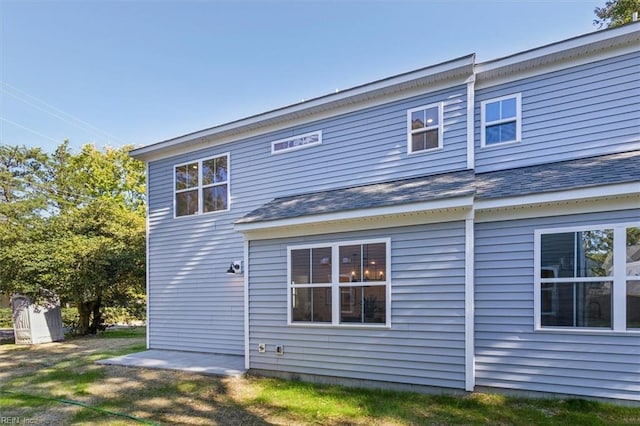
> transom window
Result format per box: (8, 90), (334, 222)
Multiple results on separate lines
(288, 239), (390, 327)
(271, 131), (322, 154)
(481, 93), (521, 147)
(407, 103), (443, 154)
(174, 154), (229, 217)
(535, 224), (640, 332)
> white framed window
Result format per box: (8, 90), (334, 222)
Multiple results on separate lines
(271, 130), (322, 155)
(534, 223), (640, 332)
(407, 103), (443, 154)
(288, 238), (391, 327)
(174, 153), (230, 217)
(481, 93), (521, 147)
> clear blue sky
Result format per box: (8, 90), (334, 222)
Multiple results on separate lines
(0, 0), (601, 153)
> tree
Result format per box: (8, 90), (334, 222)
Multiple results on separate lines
(0, 143), (146, 335)
(594, 0), (640, 28)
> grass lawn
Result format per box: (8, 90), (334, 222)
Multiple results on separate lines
(0, 328), (638, 425)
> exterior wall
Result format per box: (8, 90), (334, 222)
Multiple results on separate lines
(248, 221), (467, 389)
(475, 51), (640, 173)
(146, 85), (468, 354)
(475, 208), (640, 401)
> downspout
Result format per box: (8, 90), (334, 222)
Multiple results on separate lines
(244, 239), (250, 370)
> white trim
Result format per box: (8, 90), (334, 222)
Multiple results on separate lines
(464, 218), (475, 392)
(271, 130), (322, 155)
(145, 162), (150, 350)
(466, 76), (475, 169)
(173, 152), (231, 219)
(236, 196), (474, 233)
(476, 195), (640, 223)
(475, 42), (639, 90)
(475, 24), (640, 88)
(533, 222), (640, 333)
(480, 93), (521, 148)
(286, 238), (392, 328)
(406, 102), (444, 155)
(476, 182), (640, 212)
(241, 207), (474, 240)
(613, 227), (626, 332)
(131, 56), (475, 162)
(244, 239), (250, 370)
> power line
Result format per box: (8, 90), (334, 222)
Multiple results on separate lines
(0, 116), (63, 144)
(0, 81), (129, 145)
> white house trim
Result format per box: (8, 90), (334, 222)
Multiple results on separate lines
(476, 182), (640, 211)
(464, 217), (475, 391)
(145, 162), (150, 350)
(475, 23), (640, 88)
(130, 56), (475, 162)
(244, 239), (250, 370)
(236, 196), (475, 236)
(466, 75), (475, 169)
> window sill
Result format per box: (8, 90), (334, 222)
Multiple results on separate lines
(480, 140), (521, 149)
(174, 208), (230, 220)
(407, 146), (443, 156)
(535, 327), (640, 336)
(288, 322), (391, 330)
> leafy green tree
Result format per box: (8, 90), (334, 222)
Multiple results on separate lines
(0, 143), (146, 335)
(594, 0), (640, 28)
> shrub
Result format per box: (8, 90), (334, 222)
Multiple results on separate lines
(0, 308), (12, 328)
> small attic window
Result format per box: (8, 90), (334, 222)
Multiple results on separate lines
(272, 131), (322, 154)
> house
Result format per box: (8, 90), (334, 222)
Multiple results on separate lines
(130, 23), (640, 402)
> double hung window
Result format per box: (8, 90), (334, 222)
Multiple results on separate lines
(288, 239), (390, 327)
(481, 93), (521, 146)
(174, 154), (229, 217)
(535, 224), (640, 331)
(407, 103), (443, 154)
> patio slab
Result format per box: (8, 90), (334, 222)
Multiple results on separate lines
(97, 349), (246, 378)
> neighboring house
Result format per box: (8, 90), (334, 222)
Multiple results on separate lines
(130, 23), (640, 402)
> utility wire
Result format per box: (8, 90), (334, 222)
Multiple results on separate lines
(0, 116), (63, 144)
(0, 81), (129, 145)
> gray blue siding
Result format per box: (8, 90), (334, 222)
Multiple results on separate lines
(475, 209), (640, 401)
(248, 222), (467, 389)
(146, 86), (469, 354)
(475, 51), (640, 173)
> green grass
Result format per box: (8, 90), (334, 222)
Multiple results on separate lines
(238, 379), (640, 425)
(100, 326), (147, 339)
(1, 327), (639, 425)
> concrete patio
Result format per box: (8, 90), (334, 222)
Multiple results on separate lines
(97, 349), (246, 378)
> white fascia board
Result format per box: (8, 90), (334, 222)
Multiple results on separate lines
(235, 196), (475, 238)
(130, 55), (475, 162)
(476, 182), (640, 211)
(475, 22), (640, 80)
(476, 184), (640, 223)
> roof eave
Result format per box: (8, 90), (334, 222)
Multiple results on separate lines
(130, 54), (475, 161)
(475, 21), (640, 82)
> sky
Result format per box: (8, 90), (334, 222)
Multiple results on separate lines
(0, 0), (603, 154)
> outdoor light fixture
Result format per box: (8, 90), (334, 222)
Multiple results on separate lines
(226, 260), (243, 275)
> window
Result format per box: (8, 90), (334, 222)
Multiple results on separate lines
(174, 154), (229, 217)
(535, 224), (640, 331)
(272, 131), (322, 154)
(407, 103), (443, 154)
(288, 239), (390, 327)
(481, 93), (521, 147)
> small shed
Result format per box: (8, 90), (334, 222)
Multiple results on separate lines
(12, 295), (64, 344)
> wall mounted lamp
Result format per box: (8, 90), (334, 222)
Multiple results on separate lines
(226, 260), (243, 275)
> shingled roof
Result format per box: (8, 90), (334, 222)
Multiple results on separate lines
(476, 150), (640, 199)
(237, 150), (640, 225)
(236, 169), (475, 224)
